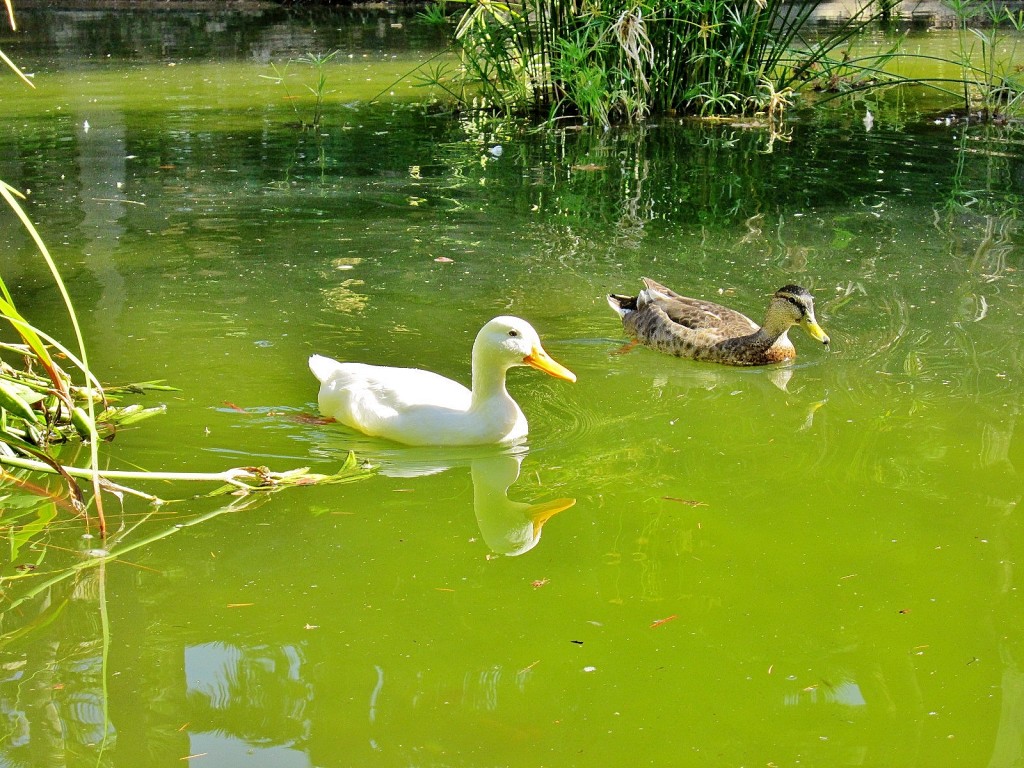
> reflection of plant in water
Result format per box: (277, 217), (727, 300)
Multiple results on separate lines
(0, 446), (372, 763)
(438, 113), (797, 247)
(967, 216), (1017, 282)
(942, 123), (1024, 221)
(0, 494), (244, 764)
(2, 452), (372, 579)
(185, 641), (315, 744)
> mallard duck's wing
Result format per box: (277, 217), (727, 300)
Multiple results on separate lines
(639, 278), (759, 338)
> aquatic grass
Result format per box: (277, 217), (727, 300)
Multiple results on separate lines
(261, 50), (341, 129)
(946, 0), (1024, 118)
(296, 50), (341, 128)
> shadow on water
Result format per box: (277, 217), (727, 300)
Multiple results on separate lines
(1, 4), (445, 65)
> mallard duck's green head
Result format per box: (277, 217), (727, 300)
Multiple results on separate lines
(770, 286), (830, 346)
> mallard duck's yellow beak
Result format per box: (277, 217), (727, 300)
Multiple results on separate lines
(804, 319), (830, 347)
(524, 347), (577, 382)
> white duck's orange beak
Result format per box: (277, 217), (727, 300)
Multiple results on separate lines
(524, 346), (577, 382)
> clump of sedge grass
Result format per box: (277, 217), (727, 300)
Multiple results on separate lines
(417, 0), (896, 124)
(419, 0), (1024, 125)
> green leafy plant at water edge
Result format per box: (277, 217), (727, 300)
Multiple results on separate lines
(0, 181), (127, 529)
(0, 181), (376, 537)
(0, 15), (373, 539)
(419, 0), (1024, 124)
(417, 0), (900, 123)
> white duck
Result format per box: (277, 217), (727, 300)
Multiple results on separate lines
(309, 316), (576, 446)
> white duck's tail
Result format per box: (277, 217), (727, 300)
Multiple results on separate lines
(308, 354), (338, 383)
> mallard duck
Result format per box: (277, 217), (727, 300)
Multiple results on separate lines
(309, 316), (576, 446)
(607, 278), (830, 366)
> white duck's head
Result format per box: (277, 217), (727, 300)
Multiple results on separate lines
(473, 316), (577, 382)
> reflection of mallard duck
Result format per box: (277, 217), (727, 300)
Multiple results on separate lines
(607, 278), (830, 366)
(472, 455), (574, 557)
(309, 316), (576, 446)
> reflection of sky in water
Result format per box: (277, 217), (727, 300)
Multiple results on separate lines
(186, 643), (306, 704)
(784, 679), (867, 707)
(185, 642), (312, 762)
(186, 642), (243, 710)
(189, 732), (310, 768)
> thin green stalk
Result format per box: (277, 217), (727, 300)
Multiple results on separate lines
(369, 49), (451, 104)
(0, 181), (105, 533)
(0, 47), (33, 88)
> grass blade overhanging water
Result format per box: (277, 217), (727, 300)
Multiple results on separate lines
(0, 182), (109, 530)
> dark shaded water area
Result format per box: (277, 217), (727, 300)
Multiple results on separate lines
(2, 2), (442, 62)
(1, 7), (1024, 768)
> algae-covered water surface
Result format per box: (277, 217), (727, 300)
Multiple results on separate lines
(1, 7), (1023, 768)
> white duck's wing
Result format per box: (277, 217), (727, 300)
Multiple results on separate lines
(309, 356), (475, 443)
(310, 356), (471, 406)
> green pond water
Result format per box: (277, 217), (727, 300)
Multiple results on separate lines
(2, 8), (1024, 768)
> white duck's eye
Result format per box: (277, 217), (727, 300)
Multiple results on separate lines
(508, 329), (520, 338)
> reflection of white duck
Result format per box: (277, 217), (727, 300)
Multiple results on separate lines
(309, 317), (576, 446)
(472, 454), (574, 557)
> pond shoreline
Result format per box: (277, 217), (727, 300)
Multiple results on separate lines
(12, 0), (1014, 22)
(11, 0), (413, 10)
